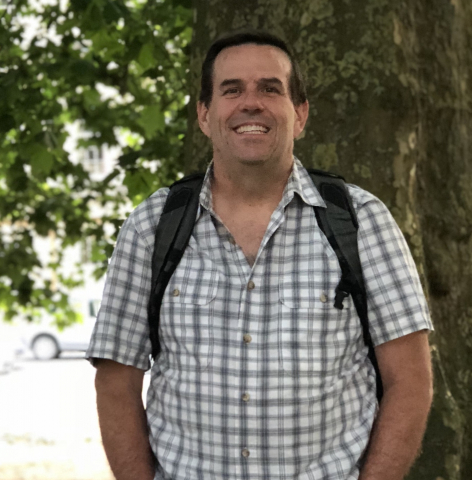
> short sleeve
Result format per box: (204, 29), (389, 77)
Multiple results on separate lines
(356, 197), (433, 346)
(86, 213), (154, 370)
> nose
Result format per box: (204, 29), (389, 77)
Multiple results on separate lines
(239, 88), (264, 113)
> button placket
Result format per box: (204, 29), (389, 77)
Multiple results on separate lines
(239, 268), (259, 470)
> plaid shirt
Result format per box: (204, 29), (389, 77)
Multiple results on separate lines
(87, 157), (433, 480)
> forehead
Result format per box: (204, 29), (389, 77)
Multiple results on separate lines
(213, 44), (292, 83)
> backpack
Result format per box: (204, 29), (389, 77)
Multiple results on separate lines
(147, 169), (383, 402)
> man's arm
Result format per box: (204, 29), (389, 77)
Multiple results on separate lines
(359, 330), (433, 480)
(95, 359), (155, 480)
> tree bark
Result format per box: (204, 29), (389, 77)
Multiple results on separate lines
(186, 1), (472, 478)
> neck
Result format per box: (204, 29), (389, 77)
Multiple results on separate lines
(211, 156), (293, 207)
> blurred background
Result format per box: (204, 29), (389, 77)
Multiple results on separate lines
(1, 0), (472, 479)
(1, 0), (187, 477)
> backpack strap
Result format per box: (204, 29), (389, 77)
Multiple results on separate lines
(308, 168), (383, 402)
(147, 167), (383, 401)
(147, 173), (205, 360)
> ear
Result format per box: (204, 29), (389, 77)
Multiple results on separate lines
(293, 100), (309, 139)
(197, 101), (211, 138)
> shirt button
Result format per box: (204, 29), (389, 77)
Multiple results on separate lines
(229, 237), (236, 245)
(172, 289), (180, 297)
(241, 448), (250, 458)
(247, 281), (255, 290)
(320, 292), (328, 303)
(241, 393), (250, 402)
(243, 334), (252, 343)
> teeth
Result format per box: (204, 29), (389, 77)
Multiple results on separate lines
(235, 125), (269, 134)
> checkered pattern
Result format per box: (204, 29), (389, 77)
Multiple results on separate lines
(87, 157), (433, 480)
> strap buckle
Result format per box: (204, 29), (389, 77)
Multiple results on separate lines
(334, 286), (349, 310)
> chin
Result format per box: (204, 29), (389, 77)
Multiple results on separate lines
(234, 151), (272, 165)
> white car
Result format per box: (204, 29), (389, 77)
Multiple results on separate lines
(19, 298), (101, 360)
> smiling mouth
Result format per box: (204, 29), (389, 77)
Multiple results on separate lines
(234, 124), (270, 134)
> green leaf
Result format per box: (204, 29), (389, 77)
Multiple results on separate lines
(123, 169), (153, 200)
(137, 105), (165, 139)
(137, 42), (155, 71)
(118, 150), (142, 167)
(70, 60), (97, 83)
(0, 115), (16, 133)
(103, 0), (124, 23)
(83, 88), (101, 109)
(30, 146), (54, 176)
(71, 0), (91, 13)
(90, 30), (124, 56)
(82, 1), (105, 31)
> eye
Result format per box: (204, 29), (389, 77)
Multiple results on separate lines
(223, 88), (239, 95)
(264, 86), (280, 94)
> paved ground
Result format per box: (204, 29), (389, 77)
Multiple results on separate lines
(0, 353), (150, 480)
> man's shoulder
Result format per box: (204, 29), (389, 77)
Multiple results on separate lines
(345, 183), (384, 213)
(127, 186), (171, 237)
(297, 160), (384, 213)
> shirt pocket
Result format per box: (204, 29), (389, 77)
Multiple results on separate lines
(278, 279), (354, 378)
(160, 238), (219, 370)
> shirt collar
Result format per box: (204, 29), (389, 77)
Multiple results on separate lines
(283, 156), (327, 208)
(199, 162), (214, 215)
(198, 156), (327, 216)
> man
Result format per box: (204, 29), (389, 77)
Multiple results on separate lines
(87, 30), (433, 480)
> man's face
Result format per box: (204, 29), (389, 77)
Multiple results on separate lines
(197, 43), (308, 169)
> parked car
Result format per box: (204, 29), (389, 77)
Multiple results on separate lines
(19, 298), (101, 360)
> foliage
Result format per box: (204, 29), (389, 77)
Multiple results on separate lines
(0, 0), (192, 323)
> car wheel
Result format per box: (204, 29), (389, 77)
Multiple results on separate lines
(32, 335), (60, 360)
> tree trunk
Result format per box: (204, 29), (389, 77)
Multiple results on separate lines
(186, 1), (472, 478)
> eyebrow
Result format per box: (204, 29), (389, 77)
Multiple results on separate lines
(258, 77), (284, 87)
(218, 77), (285, 90)
(219, 79), (243, 89)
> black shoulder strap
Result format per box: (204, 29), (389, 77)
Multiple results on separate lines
(308, 168), (383, 402)
(147, 173), (205, 360)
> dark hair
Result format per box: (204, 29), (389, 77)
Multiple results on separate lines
(199, 29), (307, 107)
